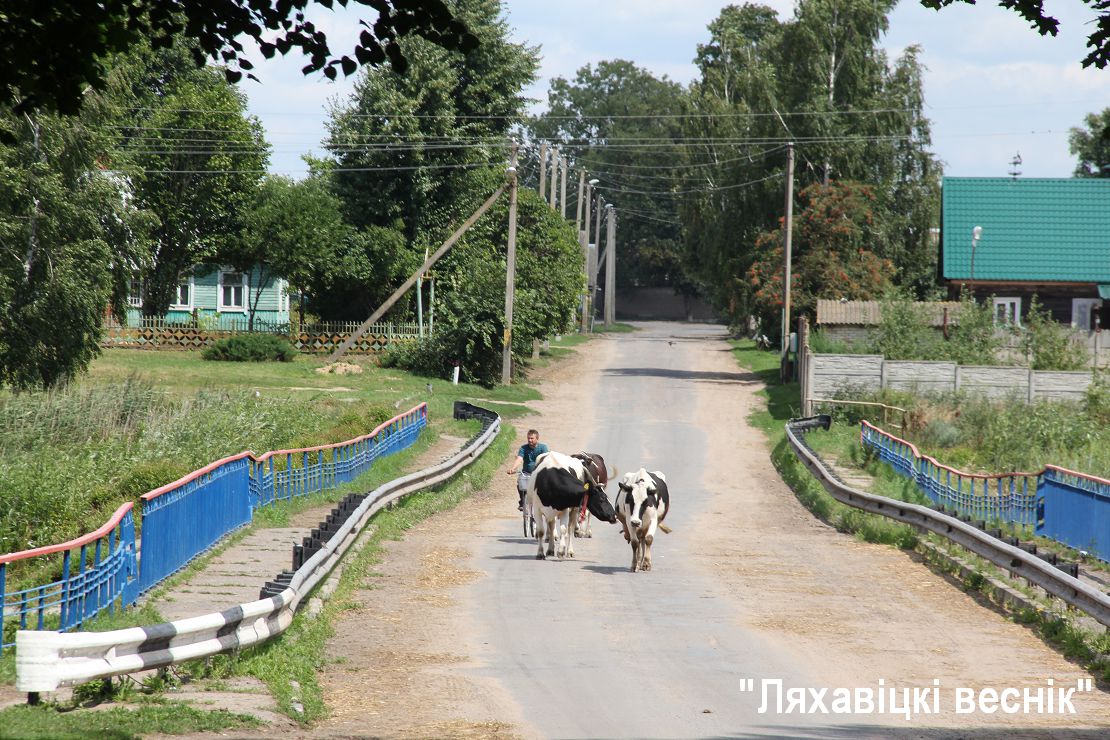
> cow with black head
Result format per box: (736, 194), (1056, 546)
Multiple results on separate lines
(615, 468), (671, 572)
(571, 452), (613, 538)
(526, 451), (618, 560)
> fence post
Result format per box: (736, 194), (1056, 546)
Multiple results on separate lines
(1028, 367), (1035, 403)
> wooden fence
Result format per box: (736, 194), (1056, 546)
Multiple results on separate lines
(102, 318), (423, 354)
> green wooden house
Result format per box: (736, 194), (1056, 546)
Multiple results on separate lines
(125, 264), (290, 329)
(941, 177), (1110, 330)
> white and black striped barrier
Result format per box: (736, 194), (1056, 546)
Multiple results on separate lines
(15, 403), (500, 696)
(786, 415), (1110, 628)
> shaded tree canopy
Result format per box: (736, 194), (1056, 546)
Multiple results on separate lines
(0, 0), (478, 115)
(919, 0), (1110, 69)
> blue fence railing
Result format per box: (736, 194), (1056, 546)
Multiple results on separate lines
(138, 456), (253, 593)
(861, 421), (1109, 561)
(1, 403), (428, 652)
(1038, 466), (1110, 561)
(1, 504), (139, 652)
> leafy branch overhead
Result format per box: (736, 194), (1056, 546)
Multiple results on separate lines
(918, 0), (1110, 69)
(0, 0), (479, 114)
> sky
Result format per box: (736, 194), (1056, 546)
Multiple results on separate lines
(238, 1), (1110, 180)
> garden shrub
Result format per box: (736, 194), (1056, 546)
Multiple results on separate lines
(1020, 296), (1089, 371)
(202, 334), (297, 362)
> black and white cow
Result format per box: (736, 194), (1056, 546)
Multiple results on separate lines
(526, 451), (617, 560)
(615, 468), (670, 572)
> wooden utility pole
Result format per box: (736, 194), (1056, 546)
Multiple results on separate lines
(604, 205), (616, 326)
(781, 142), (795, 381)
(575, 170), (585, 232)
(501, 142), (520, 385)
(580, 181), (593, 333)
(327, 185), (506, 363)
(593, 194), (604, 267)
(538, 142), (548, 200)
(560, 157), (568, 219)
(549, 147), (558, 209)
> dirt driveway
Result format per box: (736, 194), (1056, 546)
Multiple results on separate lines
(313, 322), (1110, 739)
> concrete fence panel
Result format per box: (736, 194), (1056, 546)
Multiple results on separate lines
(1033, 371), (1094, 402)
(884, 361), (957, 394)
(811, 354), (883, 397)
(955, 366), (1030, 400)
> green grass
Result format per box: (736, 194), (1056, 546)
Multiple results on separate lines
(594, 322), (637, 333)
(729, 339), (919, 549)
(0, 702), (260, 738)
(0, 348), (543, 585)
(2, 330), (587, 731)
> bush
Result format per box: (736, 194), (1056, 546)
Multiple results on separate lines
(872, 290), (941, 360)
(202, 334), (297, 362)
(1019, 296), (1089, 371)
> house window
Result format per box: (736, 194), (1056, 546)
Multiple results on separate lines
(127, 278), (142, 308)
(170, 277), (193, 310)
(219, 271), (247, 311)
(1072, 298), (1100, 331)
(993, 297), (1021, 327)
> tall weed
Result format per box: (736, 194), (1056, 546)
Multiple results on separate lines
(0, 383), (392, 579)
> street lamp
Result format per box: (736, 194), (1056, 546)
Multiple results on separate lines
(970, 225), (983, 283)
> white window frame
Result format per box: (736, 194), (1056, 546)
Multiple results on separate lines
(993, 296), (1021, 327)
(169, 275), (195, 311)
(218, 269), (248, 313)
(1072, 298), (1100, 330)
(127, 278), (143, 308)
(278, 278), (289, 313)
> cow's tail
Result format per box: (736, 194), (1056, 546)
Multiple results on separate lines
(658, 523), (673, 534)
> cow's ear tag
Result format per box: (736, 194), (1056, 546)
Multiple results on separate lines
(583, 483), (590, 490)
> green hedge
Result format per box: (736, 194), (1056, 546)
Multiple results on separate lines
(202, 334), (297, 362)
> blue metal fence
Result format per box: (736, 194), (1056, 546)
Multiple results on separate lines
(138, 455), (253, 593)
(2, 403), (428, 652)
(862, 421), (1109, 561)
(250, 408), (425, 509)
(1, 504), (139, 652)
(1038, 466), (1110, 561)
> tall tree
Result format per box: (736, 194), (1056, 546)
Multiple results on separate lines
(114, 46), (270, 317)
(324, 0), (537, 249)
(681, 1), (940, 328)
(1069, 108), (1110, 177)
(236, 175), (353, 327)
(0, 1), (477, 115)
(531, 60), (690, 291)
(746, 181), (895, 339)
(0, 100), (153, 389)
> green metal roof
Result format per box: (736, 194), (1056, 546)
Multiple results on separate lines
(941, 177), (1110, 283)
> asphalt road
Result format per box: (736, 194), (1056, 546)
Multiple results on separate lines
(458, 322), (1110, 740)
(467, 324), (837, 738)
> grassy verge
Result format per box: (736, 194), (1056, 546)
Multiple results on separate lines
(733, 342), (1110, 681)
(730, 340), (919, 548)
(0, 702), (260, 738)
(196, 424), (512, 723)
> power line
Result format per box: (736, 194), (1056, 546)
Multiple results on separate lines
(593, 171), (781, 197)
(120, 161), (507, 175)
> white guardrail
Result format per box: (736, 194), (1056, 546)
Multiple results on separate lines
(786, 415), (1110, 629)
(16, 403), (500, 694)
